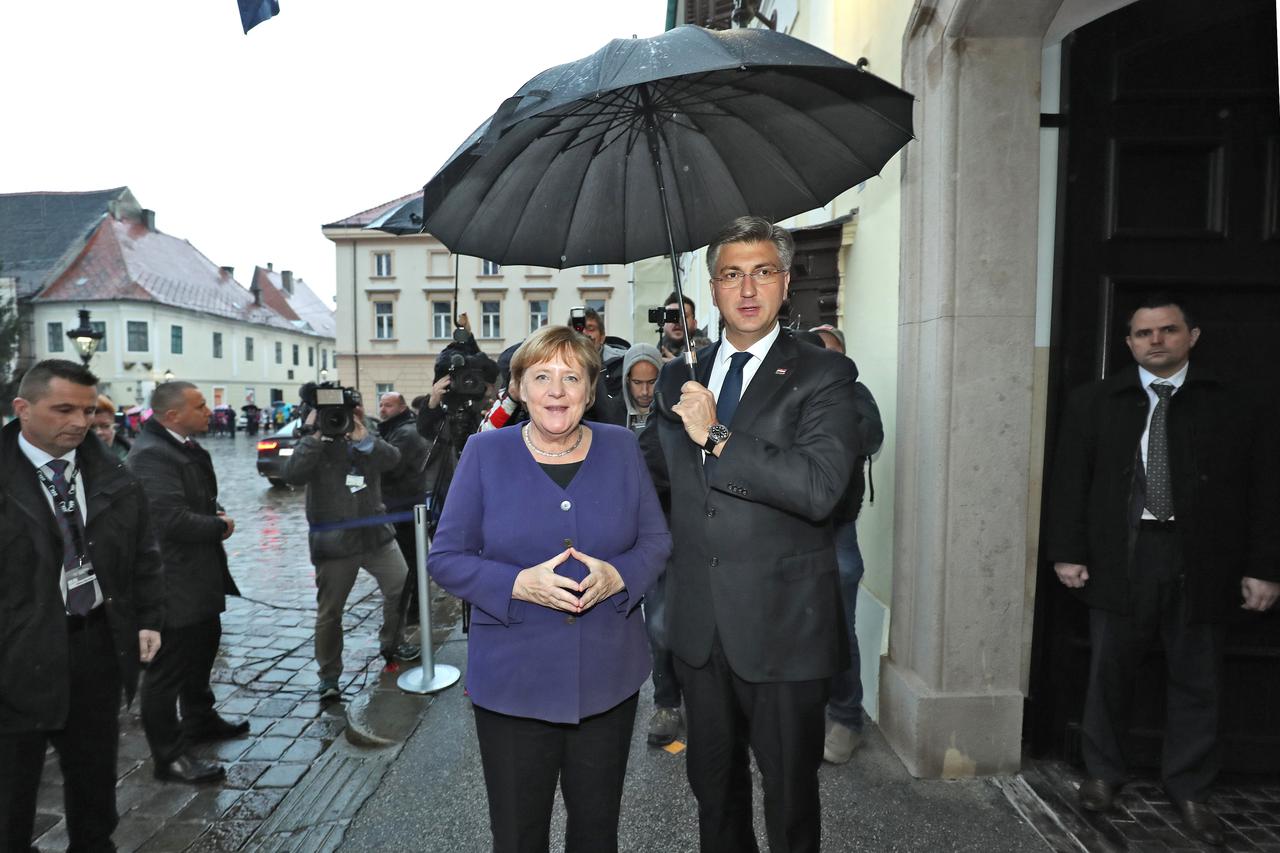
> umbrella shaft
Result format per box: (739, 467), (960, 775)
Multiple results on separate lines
(639, 84), (696, 370)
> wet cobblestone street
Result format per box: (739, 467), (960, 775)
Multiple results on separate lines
(32, 432), (459, 852)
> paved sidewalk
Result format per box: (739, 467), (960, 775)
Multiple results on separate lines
(342, 632), (1052, 853)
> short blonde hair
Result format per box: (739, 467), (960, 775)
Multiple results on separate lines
(509, 325), (601, 407)
(96, 394), (116, 415)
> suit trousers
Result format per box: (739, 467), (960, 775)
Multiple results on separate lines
(472, 693), (639, 853)
(0, 610), (120, 853)
(314, 540), (407, 682)
(643, 571), (681, 709)
(1082, 523), (1224, 802)
(140, 616), (221, 763)
(675, 637), (828, 853)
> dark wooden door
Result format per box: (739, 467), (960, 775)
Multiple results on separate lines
(1028, 0), (1280, 774)
(786, 220), (845, 330)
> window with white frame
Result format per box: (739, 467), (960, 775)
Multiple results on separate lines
(90, 321), (107, 352)
(480, 300), (502, 339)
(212, 332), (223, 358)
(308, 346), (314, 367)
(321, 349), (328, 370)
(584, 263), (606, 275)
(585, 298), (606, 315)
(275, 341), (283, 363)
(47, 322), (65, 352)
(529, 299), (549, 333)
(431, 301), (453, 339)
(376, 382), (395, 395)
(292, 344), (299, 365)
(374, 301), (395, 339)
(169, 325), (182, 354)
(373, 252), (393, 277)
(481, 259), (501, 276)
(128, 321), (150, 352)
(245, 337), (254, 361)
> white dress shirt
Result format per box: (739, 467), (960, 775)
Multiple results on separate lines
(17, 433), (104, 609)
(1137, 362), (1188, 521)
(707, 322), (782, 409)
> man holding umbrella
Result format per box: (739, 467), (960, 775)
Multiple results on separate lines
(642, 217), (861, 852)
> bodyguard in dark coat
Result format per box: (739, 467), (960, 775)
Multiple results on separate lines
(128, 382), (244, 784)
(641, 218), (861, 853)
(1046, 297), (1280, 845)
(0, 360), (164, 851)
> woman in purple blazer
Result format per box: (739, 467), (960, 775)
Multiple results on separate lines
(428, 325), (671, 853)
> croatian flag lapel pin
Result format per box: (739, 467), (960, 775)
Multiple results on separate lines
(775, 368), (788, 375)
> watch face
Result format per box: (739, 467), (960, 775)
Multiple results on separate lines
(709, 424), (730, 443)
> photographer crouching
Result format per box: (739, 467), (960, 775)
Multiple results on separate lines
(283, 383), (411, 702)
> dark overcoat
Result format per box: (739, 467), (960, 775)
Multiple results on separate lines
(639, 330), (861, 683)
(126, 418), (240, 628)
(0, 420), (164, 733)
(1045, 363), (1280, 622)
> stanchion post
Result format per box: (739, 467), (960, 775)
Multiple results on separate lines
(397, 503), (460, 694)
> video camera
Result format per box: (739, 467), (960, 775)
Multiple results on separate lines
(648, 306), (680, 329)
(298, 381), (361, 437)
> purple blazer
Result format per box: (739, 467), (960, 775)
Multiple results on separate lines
(428, 421), (671, 723)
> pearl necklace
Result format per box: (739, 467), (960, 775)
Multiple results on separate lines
(523, 423), (584, 458)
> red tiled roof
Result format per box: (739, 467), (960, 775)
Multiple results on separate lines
(251, 266), (337, 337)
(36, 215), (330, 338)
(322, 190), (423, 228)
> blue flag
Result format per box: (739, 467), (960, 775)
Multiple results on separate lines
(238, 0), (279, 34)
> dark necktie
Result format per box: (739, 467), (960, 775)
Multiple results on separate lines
(1145, 382), (1175, 521)
(706, 352), (752, 473)
(45, 459), (96, 616)
(716, 352), (753, 428)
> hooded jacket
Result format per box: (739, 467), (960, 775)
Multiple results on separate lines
(621, 343), (662, 433)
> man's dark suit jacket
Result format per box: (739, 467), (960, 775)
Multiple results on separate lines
(640, 329), (861, 682)
(126, 418), (239, 629)
(0, 420), (164, 733)
(1045, 363), (1280, 623)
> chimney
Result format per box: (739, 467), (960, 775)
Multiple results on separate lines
(250, 282), (262, 307)
(267, 262), (274, 272)
(281, 270), (294, 295)
(220, 266), (234, 280)
(141, 209), (156, 231)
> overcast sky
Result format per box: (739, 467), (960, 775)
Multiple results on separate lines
(2, 0), (668, 304)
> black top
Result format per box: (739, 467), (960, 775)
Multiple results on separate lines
(538, 460), (583, 490)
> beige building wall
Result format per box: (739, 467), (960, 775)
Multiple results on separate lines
(325, 227), (630, 401)
(30, 301), (334, 409)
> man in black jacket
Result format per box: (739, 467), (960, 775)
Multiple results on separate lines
(1046, 296), (1280, 845)
(128, 381), (244, 784)
(378, 391), (429, 653)
(0, 360), (164, 851)
(641, 217), (861, 853)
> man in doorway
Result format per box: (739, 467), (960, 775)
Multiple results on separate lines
(641, 216), (861, 852)
(0, 360), (163, 849)
(129, 381), (245, 783)
(1047, 295), (1280, 846)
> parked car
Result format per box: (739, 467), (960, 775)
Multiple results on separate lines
(256, 418), (301, 487)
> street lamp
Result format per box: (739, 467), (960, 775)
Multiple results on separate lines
(65, 308), (103, 366)
(319, 368), (328, 383)
(163, 369), (174, 383)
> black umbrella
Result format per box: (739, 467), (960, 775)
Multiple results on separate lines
(365, 194), (424, 236)
(422, 24), (913, 360)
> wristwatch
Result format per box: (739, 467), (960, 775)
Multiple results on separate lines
(702, 423), (730, 454)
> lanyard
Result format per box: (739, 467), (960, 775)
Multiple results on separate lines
(34, 463), (87, 557)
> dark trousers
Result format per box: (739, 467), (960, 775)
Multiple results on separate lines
(1082, 523), (1224, 802)
(140, 616), (221, 764)
(675, 638), (828, 853)
(393, 519), (419, 626)
(0, 611), (121, 853)
(473, 694), (639, 853)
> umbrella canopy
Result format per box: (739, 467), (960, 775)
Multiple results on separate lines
(421, 24), (914, 269)
(365, 195), (424, 236)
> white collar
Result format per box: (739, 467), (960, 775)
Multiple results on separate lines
(166, 427), (190, 445)
(1138, 361), (1189, 390)
(718, 322), (781, 366)
(17, 432), (77, 472)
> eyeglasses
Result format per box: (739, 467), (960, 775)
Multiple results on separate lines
(710, 268), (784, 288)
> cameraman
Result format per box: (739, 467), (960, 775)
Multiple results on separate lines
(418, 317), (501, 488)
(283, 393), (410, 701)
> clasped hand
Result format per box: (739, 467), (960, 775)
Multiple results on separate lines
(512, 547), (625, 614)
(670, 381), (717, 446)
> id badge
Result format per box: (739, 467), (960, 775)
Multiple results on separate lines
(345, 474), (367, 493)
(67, 559), (98, 591)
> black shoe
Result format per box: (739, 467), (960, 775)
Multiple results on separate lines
(1077, 778), (1117, 812)
(185, 716), (250, 742)
(1174, 799), (1224, 847)
(154, 754), (226, 784)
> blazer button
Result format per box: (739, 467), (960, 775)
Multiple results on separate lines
(710, 557), (720, 567)
(563, 538), (573, 547)
(566, 615), (576, 624)
(560, 500), (572, 511)
(706, 508), (716, 518)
